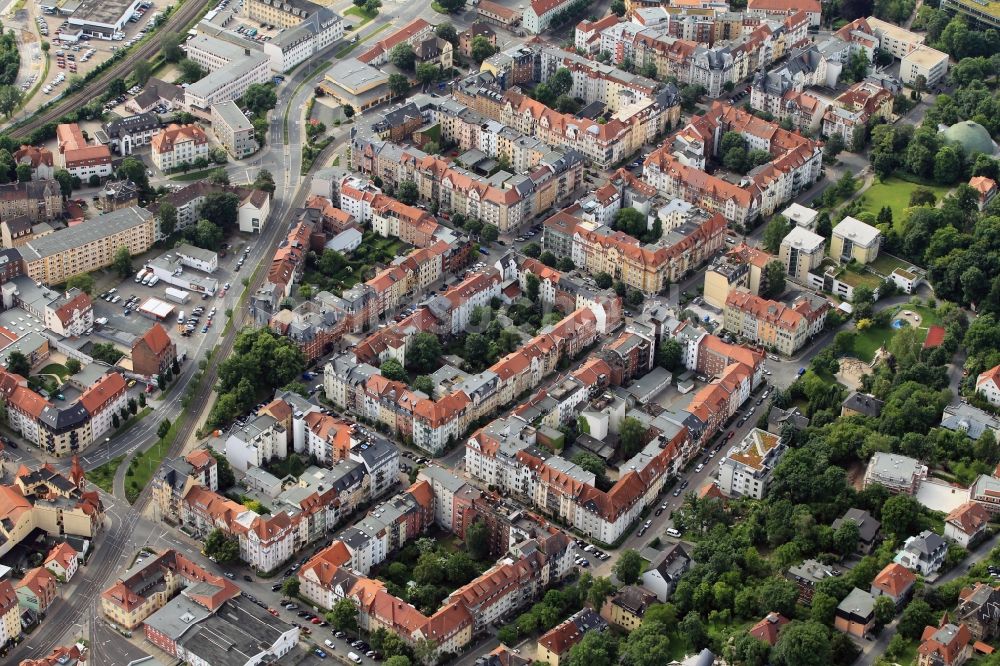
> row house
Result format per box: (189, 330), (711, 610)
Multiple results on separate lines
(268, 293), (348, 363)
(426, 269), (503, 335)
(750, 44), (838, 131)
(724, 288), (829, 355)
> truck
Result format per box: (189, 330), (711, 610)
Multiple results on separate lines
(165, 287), (191, 304)
(135, 268), (149, 283)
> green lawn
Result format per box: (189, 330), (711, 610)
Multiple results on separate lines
(861, 177), (952, 232)
(38, 363), (68, 379)
(853, 322), (896, 363)
(343, 6), (377, 27)
(89, 455), (124, 494)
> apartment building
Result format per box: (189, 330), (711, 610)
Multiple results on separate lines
(976, 364), (1000, 407)
(101, 549), (240, 629)
(0, 581), (20, 649)
(224, 414), (288, 472)
(13, 145), (55, 180)
(723, 289), (809, 355)
(0, 460), (103, 559)
(261, 7), (345, 71)
(645, 101), (823, 224)
(102, 112), (161, 156)
(131, 323), (177, 378)
(901, 45), (950, 87)
(749, 45), (836, 132)
(779, 226), (826, 283)
(0, 180), (64, 223)
(863, 452), (928, 495)
(822, 80), (895, 143)
(865, 17), (924, 59)
(542, 197), (728, 293)
(211, 101), (257, 158)
(357, 18), (433, 66)
(703, 243), (773, 308)
(718, 428), (786, 499)
(183, 35), (271, 110)
(151, 124), (210, 171)
(831, 216), (881, 264)
(747, 0), (822, 26)
(523, 0), (576, 33)
(19, 206), (155, 285)
(55, 123), (112, 181)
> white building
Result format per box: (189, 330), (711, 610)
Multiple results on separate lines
(239, 189), (271, 234)
(183, 35), (271, 110)
(224, 414), (288, 472)
(717, 428), (786, 500)
(893, 530), (947, 575)
(175, 244), (219, 273)
(523, 0), (575, 34)
(977, 365), (1000, 407)
(418, 466), (468, 529)
(900, 45), (950, 87)
(262, 9), (344, 72)
(211, 101), (257, 159)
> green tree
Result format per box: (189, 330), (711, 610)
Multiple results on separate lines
(435, 22), (458, 44)
(471, 35), (497, 63)
(465, 519), (490, 560)
(388, 73), (410, 98)
(899, 599), (935, 639)
(526, 273), (540, 302)
(874, 595), (896, 629)
(130, 60), (153, 87)
(679, 611), (709, 650)
(771, 621), (832, 666)
(656, 338), (683, 371)
(881, 494), (921, 539)
(614, 549), (643, 585)
(53, 169), (73, 196)
(610, 0), (626, 14)
(384, 657), (411, 666)
(198, 192), (240, 229)
(565, 631), (617, 666)
(539, 251), (557, 267)
(117, 156), (149, 190)
(111, 247), (132, 278)
(761, 261), (787, 299)
(390, 43), (416, 71)
(595, 272), (613, 289)
(6, 350), (30, 376)
(282, 577), (300, 596)
(161, 31), (185, 62)
(436, 0), (465, 10)
(329, 598), (358, 633)
(176, 58), (206, 84)
(481, 224), (499, 243)
(589, 576), (613, 608)
(413, 375), (434, 395)
(406, 333), (443, 374)
(380, 358), (407, 382)
(523, 243), (541, 258)
(15, 162), (31, 183)
(619, 417), (646, 458)
(158, 203), (178, 237)
(65, 357), (82, 375)
(242, 83), (277, 116)
(203, 528), (240, 564)
(158, 418), (171, 439)
(397, 180), (419, 205)
(65, 273), (95, 295)
(762, 215), (791, 253)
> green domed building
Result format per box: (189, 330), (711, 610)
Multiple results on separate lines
(941, 120), (997, 157)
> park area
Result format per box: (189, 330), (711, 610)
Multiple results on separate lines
(851, 303), (942, 363)
(860, 177), (952, 232)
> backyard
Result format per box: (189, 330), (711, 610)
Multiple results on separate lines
(860, 177), (952, 232)
(301, 233), (407, 294)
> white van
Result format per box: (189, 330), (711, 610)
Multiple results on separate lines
(666, 527), (681, 538)
(141, 273), (154, 286)
(148, 275), (160, 287)
(348, 653), (361, 664)
(135, 268), (149, 283)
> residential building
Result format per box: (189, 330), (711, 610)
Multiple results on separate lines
(211, 101), (257, 158)
(970, 176), (998, 212)
(945, 502), (992, 548)
(44, 541), (80, 582)
(0, 580), (20, 648)
(941, 402), (1000, 441)
(977, 364), (1000, 407)
(356, 18), (433, 66)
(717, 428), (785, 499)
(101, 112), (161, 156)
(835, 588), (876, 638)
(786, 558), (836, 604)
(101, 549), (239, 629)
(703, 243), (773, 308)
(955, 583), (1000, 641)
(723, 290), (811, 356)
(477, 0), (522, 28)
(151, 124), (210, 172)
(779, 226), (825, 283)
(13, 145), (55, 180)
(261, 6), (345, 72)
(895, 530), (948, 575)
(536, 608), (607, 666)
(126, 77), (185, 114)
(600, 586), (658, 632)
(44, 288), (94, 338)
(19, 206), (155, 286)
(55, 123), (112, 181)
(224, 414), (288, 472)
(918, 620), (972, 666)
(15, 566), (58, 613)
(19, 644), (89, 666)
(782, 203), (819, 230)
(842, 392), (885, 418)
(831, 216), (881, 264)
(901, 45), (950, 87)
(940, 0), (1000, 29)
(832, 508), (881, 555)
(822, 80), (895, 144)
(870, 563), (916, 609)
(131, 323), (177, 379)
(0, 460), (103, 558)
(748, 612), (790, 646)
(0, 180), (64, 223)
(460, 23), (496, 57)
(866, 17), (925, 58)
(641, 543), (692, 602)
(864, 452), (927, 494)
(240, 188), (271, 234)
(523, 0), (576, 33)
(747, 0), (822, 26)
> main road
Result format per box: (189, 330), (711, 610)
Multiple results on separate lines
(8, 1), (443, 661)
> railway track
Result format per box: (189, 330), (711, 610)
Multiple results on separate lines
(10, 0), (213, 139)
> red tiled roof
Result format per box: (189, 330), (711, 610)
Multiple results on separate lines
(946, 502), (991, 536)
(748, 612), (789, 646)
(872, 563), (916, 598)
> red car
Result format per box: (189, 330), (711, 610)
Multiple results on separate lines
(311, 617), (322, 624)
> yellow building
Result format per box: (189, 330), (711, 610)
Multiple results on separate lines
(724, 289), (809, 356)
(703, 243), (773, 309)
(779, 227), (826, 284)
(600, 585), (658, 632)
(20, 207), (156, 286)
(537, 608), (608, 666)
(831, 216), (881, 265)
(244, 0), (320, 29)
